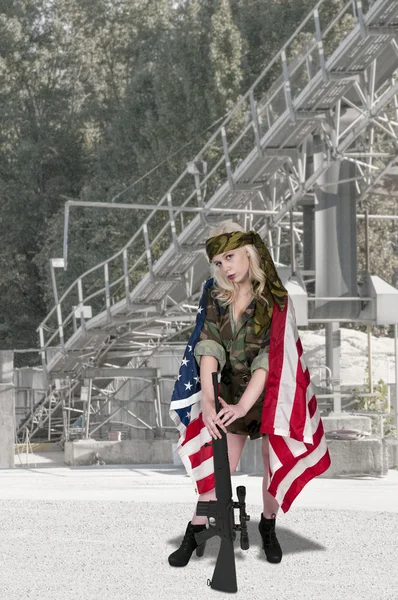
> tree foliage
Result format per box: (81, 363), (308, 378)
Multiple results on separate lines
(0, 0), (396, 364)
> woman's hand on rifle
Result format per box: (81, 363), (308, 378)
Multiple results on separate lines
(214, 398), (246, 428)
(202, 400), (228, 439)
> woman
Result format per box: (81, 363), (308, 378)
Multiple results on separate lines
(168, 220), (287, 567)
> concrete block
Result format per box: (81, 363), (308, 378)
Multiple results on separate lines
(385, 438), (398, 469)
(320, 437), (388, 478)
(171, 442), (183, 466)
(237, 438), (262, 474)
(64, 439), (173, 466)
(0, 384), (15, 468)
(322, 414), (372, 435)
(238, 435), (389, 478)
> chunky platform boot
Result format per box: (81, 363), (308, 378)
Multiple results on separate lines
(258, 512), (282, 563)
(168, 521), (207, 567)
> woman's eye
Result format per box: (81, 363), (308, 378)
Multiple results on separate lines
(226, 254), (233, 260)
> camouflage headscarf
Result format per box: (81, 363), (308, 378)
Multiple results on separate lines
(206, 230), (288, 336)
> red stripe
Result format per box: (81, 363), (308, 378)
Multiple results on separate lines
(281, 449), (331, 512)
(289, 339), (308, 440)
(268, 434), (294, 467)
(197, 472), (215, 495)
(182, 412), (204, 445)
(308, 395), (317, 418)
(190, 440), (214, 470)
(296, 336), (303, 356)
(260, 300), (288, 434)
(268, 416), (327, 498)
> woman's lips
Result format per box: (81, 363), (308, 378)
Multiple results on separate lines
(228, 274), (236, 279)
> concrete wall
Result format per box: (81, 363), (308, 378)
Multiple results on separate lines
(0, 350), (15, 468)
(64, 438), (173, 466)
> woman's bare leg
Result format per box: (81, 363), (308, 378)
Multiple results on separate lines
(191, 432), (247, 525)
(261, 435), (279, 517)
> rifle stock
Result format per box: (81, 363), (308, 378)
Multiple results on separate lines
(194, 371), (250, 593)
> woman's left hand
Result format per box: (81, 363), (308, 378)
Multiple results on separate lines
(214, 397), (247, 427)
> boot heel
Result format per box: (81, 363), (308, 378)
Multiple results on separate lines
(196, 542), (206, 557)
(168, 521), (207, 567)
(259, 512), (282, 564)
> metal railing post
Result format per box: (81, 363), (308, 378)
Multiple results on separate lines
(104, 263), (111, 321)
(123, 249), (131, 310)
(221, 127), (235, 191)
(77, 278), (86, 333)
(167, 194), (180, 253)
(143, 224), (154, 282)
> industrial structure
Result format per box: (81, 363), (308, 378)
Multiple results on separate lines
(3, 0), (398, 470)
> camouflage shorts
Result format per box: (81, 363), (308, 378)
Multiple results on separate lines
(225, 397), (267, 440)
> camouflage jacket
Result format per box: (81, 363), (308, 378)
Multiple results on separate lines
(194, 284), (270, 405)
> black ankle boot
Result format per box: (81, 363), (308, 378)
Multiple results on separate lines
(168, 521), (207, 567)
(258, 513), (282, 563)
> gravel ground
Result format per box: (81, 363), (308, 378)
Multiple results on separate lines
(1, 461), (397, 600)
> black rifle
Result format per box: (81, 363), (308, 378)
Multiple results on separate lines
(194, 372), (250, 593)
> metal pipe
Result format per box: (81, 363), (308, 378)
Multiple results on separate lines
(50, 261), (59, 305)
(290, 210), (296, 276)
(307, 296), (373, 301)
(63, 203), (69, 270)
(395, 324), (398, 441)
(63, 199), (300, 217)
(84, 379), (92, 440)
(367, 325), (373, 397)
(308, 318), (374, 323)
(364, 209), (370, 271)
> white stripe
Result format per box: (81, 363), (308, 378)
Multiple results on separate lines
(172, 402), (203, 445)
(274, 436), (329, 506)
(169, 393), (202, 437)
(179, 424), (210, 458)
(177, 425), (213, 490)
(170, 390), (201, 410)
(190, 401), (201, 421)
(284, 436), (308, 458)
(179, 452), (198, 493)
(269, 438), (283, 472)
(303, 387), (316, 441)
(273, 299), (299, 432)
(192, 456), (214, 481)
(310, 404), (321, 432)
(269, 409), (322, 481)
(299, 353), (307, 376)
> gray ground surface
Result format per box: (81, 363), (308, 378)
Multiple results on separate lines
(1, 453), (398, 600)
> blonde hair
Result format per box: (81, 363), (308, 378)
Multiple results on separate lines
(208, 220), (268, 306)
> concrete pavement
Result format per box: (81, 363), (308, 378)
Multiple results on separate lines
(0, 455), (397, 600)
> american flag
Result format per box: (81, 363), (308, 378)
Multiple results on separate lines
(169, 279), (331, 512)
(169, 279), (215, 494)
(259, 295), (331, 512)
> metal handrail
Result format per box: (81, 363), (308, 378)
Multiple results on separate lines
(37, 0), (385, 358)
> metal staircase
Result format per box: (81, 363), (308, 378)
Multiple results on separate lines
(18, 0), (398, 442)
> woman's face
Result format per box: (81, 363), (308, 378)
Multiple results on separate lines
(212, 247), (250, 285)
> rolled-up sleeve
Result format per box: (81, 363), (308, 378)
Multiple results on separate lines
(250, 329), (270, 374)
(250, 350), (269, 373)
(194, 339), (226, 371)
